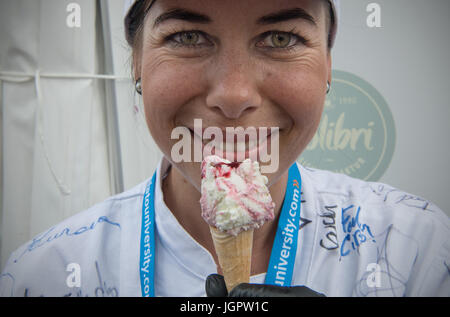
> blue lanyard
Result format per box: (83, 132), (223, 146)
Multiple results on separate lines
(265, 163), (302, 286)
(139, 163), (302, 296)
(139, 173), (156, 297)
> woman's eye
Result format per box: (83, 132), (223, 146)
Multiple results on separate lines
(169, 31), (209, 47)
(271, 33), (291, 48)
(178, 32), (199, 45)
(257, 31), (305, 49)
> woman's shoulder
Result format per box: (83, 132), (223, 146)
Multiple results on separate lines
(35, 178), (150, 242)
(20, 177), (149, 251)
(299, 163), (444, 209)
(0, 178), (151, 296)
(298, 163), (449, 234)
(298, 164), (449, 296)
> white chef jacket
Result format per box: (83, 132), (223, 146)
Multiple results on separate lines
(1, 158), (449, 297)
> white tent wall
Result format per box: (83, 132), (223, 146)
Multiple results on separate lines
(1, 0), (449, 271)
(104, 0), (162, 193)
(0, 0), (161, 270)
(0, 0), (111, 270)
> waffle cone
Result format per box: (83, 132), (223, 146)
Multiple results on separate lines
(209, 226), (253, 292)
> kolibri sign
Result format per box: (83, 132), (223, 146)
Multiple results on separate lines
(299, 70), (396, 181)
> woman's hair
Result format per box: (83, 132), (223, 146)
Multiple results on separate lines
(124, 0), (335, 74)
(124, 0), (154, 51)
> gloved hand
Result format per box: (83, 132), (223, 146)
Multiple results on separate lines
(205, 274), (326, 297)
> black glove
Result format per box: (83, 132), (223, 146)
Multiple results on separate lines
(205, 274), (325, 297)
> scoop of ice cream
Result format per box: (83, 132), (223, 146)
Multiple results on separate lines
(200, 155), (275, 236)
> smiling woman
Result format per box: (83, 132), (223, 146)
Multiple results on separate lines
(126, 3), (335, 290)
(128, 0), (333, 192)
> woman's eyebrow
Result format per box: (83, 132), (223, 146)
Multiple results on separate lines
(153, 8), (211, 28)
(151, 7), (316, 29)
(256, 8), (317, 26)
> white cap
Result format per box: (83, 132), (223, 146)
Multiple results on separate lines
(124, 0), (339, 47)
(123, 0), (136, 16)
(328, 0), (339, 47)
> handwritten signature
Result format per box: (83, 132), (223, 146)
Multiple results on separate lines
(19, 261), (119, 297)
(319, 205), (339, 251)
(63, 261), (118, 297)
(370, 184), (436, 212)
(340, 205), (376, 258)
(14, 216), (121, 263)
(353, 225), (411, 296)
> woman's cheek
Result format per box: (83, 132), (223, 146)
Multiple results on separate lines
(262, 65), (326, 163)
(265, 69), (324, 123)
(141, 55), (206, 152)
(143, 54), (201, 109)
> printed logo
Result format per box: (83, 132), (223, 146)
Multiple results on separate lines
(299, 70), (396, 181)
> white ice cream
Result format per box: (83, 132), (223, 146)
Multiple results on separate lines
(200, 155), (275, 235)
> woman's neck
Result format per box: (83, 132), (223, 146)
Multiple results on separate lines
(162, 163), (289, 275)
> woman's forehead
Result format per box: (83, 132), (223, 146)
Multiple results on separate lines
(147, 0), (326, 26)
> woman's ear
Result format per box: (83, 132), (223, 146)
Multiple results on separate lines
(132, 46), (142, 81)
(327, 53), (332, 87)
(133, 57), (141, 82)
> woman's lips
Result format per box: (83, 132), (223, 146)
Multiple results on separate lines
(188, 127), (279, 162)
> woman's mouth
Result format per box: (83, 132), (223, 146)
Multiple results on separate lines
(187, 126), (279, 162)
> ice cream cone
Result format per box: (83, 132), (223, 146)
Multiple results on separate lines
(209, 226), (253, 292)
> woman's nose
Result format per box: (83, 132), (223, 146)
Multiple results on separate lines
(205, 53), (262, 119)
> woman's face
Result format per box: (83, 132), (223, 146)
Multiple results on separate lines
(135, 0), (331, 190)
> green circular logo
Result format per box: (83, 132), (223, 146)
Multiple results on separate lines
(298, 70), (396, 181)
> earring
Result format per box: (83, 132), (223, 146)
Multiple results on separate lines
(326, 81), (331, 94)
(135, 78), (142, 95)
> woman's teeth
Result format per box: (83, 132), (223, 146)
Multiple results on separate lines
(203, 137), (261, 152)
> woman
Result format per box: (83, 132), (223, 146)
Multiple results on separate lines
(0, 0), (448, 297)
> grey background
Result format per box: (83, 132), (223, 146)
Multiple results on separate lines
(332, 0), (450, 214)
